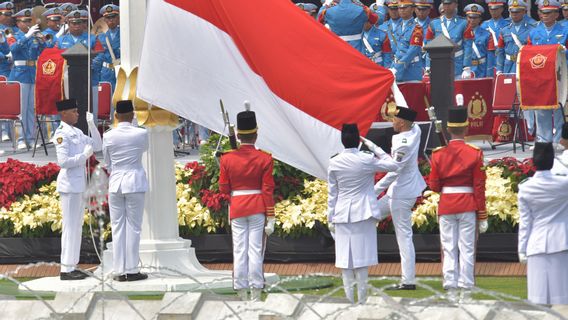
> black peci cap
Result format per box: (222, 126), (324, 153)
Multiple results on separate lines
(237, 110), (257, 134)
(393, 106), (417, 122)
(341, 123), (359, 148)
(447, 108), (469, 127)
(533, 142), (554, 171)
(56, 99), (77, 112)
(116, 100), (134, 114)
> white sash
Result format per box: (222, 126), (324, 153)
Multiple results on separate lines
(363, 36), (374, 53)
(441, 18), (451, 39)
(487, 26), (498, 47)
(472, 40), (482, 59)
(511, 32), (523, 49)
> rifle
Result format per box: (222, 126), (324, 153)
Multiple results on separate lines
(219, 99), (238, 150)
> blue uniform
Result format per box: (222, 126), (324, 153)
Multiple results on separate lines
(41, 28), (58, 49)
(363, 25), (393, 67)
(481, 17), (509, 74)
(527, 22), (568, 144)
(96, 27), (120, 90)
(380, 18), (401, 55)
(319, 0), (378, 53)
(369, 3), (387, 26)
(392, 18), (424, 81)
(415, 17), (430, 67)
(425, 16), (473, 78)
(467, 26), (495, 78)
(0, 24), (14, 77)
(8, 30), (46, 146)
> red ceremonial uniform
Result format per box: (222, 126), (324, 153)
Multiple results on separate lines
(429, 140), (487, 220)
(219, 144), (275, 219)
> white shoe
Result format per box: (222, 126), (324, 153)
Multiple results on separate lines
(237, 289), (248, 301)
(529, 145), (535, 151)
(1, 133), (9, 142)
(17, 142), (28, 150)
(459, 289), (473, 304)
(445, 288), (459, 304)
(250, 288), (262, 302)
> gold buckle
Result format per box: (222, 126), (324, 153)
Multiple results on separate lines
(27, 61), (35, 67)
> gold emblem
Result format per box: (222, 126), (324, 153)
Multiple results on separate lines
(74, 11), (80, 18)
(106, 6), (113, 12)
(498, 121), (512, 137)
(513, 0), (518, 5)
(472, 5), (478, 11)
(24, 10), (31, 17)
(544, 0), (550, 5)
(56, 137), (63, 144)
(530, 53), (547, 69)
(467, 92), (487, 120)
(54, 8), (60, 14)
(42, 59), (56, 76)
(380, 94), (398, 121)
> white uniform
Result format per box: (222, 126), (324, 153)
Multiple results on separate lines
(103, 122), (148, 275)
(328, 147), (400, 303)
(518, 170), (568, 305)
(551, 150), (568, 175)
(374, 124), (426, 285)
(53, 121), (102, 272)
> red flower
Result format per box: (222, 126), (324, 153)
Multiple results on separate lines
(0, 159), (60, 208)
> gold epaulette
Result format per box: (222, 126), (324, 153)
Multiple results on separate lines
(466, 143), (480, 150)
(259, 149), (272, 155)
(432, 146), (445, 153)
(216, 149), (235, 157)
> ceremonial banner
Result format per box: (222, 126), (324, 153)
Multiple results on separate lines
(491, 115), (534, 142)
(517, 44), (567, 110)
(35, 48), (65, 116)
(137, 0), (394, 179)
(376, 82), (429, 122)
(455, 78), (494, 141)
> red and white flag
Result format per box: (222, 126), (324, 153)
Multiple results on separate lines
(137, 0), (394, 179)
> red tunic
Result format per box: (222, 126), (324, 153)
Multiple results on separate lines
(429, 140), (487, 220)
(219, 144), (275, 219)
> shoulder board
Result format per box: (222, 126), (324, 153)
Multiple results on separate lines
(555, 173), (568, 177)
(331, 153), (339, 159)
(466, 143), (480, 150)
(362, 150), (373, 155)
(432, 146), (445, 153)
(217, 149), (235, 157)
(104, 127), (113, 133)
(519, 177), (530, 185)
(259, 149), (272, 155)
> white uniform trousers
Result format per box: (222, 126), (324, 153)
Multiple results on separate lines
(60, 192), (85, 272)
(109, 189), (145, 275)
(335, 219), (378, 269)
(378, 195), (417, 285)
(528, 250), (568, 305)
(231, 213), (266, 290)
(439, 212), (476, 289)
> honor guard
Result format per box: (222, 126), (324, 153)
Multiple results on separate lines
(391, 0), (424, 81)
(429, 108), (488, 300)
(0, 1), (15, 77)
(518, 143), (568, 305)
(414, 0), (432, 67)
(552, 123), (568, 174)
(9, 8), (46, 149)
(380, 0), (402, 54)
(496, 0), (536, 135)
(41, 7), (63, 48)
(363, 23), (393, 67)
(219, 105), (275, 302)
(296, 3), (318, 18)
(562, 0), (568, 27)
(318, 0), (379, 54)
(103, 100), (149, 282)
(463, 4), (496, 78)
(329, 124), (400, 304)
(528, 0), (568, 147)
(374, 107), (426, 290)
(53, 99), (102, 280)
(481, 0), (508, 74)
(56, 10), (102, 120)
(97, 4), (120, 90)
(425, 0), (474, 78)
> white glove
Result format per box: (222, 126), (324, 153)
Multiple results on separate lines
(478, 220), (488, 233)
(376, 0), (385, 6)
(82, 144), (94, 158)
(374, 183), (386, 196)
(25, 25), (40, 39)
(518, 252), (527, 265)
(86, 111), (95, 124)
(424, 67), (431, 74)
(56, 24), (67, 39)
(264, 216), (275, 236)
(5, 52), (12, 63)
(388, 67), (397, 77)
(361, 136), (386, 158)
(461, 67), (472, 79)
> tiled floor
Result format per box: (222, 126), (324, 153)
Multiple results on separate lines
(0, 262), (526, 278)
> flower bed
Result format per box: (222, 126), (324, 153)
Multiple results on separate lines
(0, 137), (536, 239)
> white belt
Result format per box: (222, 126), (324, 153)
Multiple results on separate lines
(14, 60), (35, 67)
(231, 189), (262, 196)
(395, 56), (420, 64)
(442, 186), (474, 194)
(339, 33), (362, 41)
(372, 54), (383, 63)
(454, 50), (463, 57)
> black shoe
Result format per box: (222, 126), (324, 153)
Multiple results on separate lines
(385, 283), (416, 291)
(60, 270), (88, 281)
(126, 272), (148, 282)
(113, 274), (127, 282)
